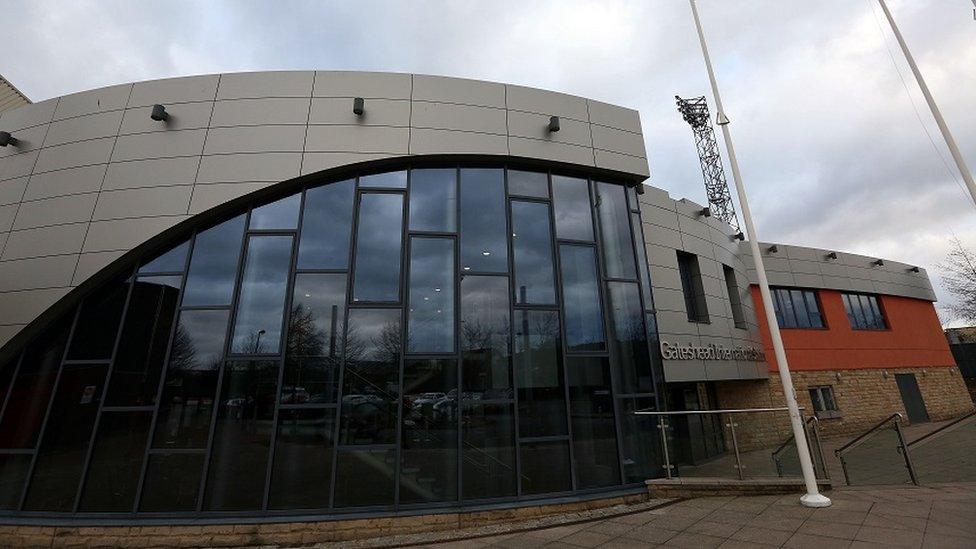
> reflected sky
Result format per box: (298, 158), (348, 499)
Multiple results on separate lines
(231, 236), (293, 354)
(183, 215), (246, 307)
(249, 194), (300, 230)
(460, 169), (507, 273)
(559, 245), (606, 352)
(353, 193), (403, 302)
(511, 201), (555, 305)
(298, 180), (354, 270)
(172, 309), (229, 371)
(508, 170), (548, 199)
(552, 175), (593, 241)
(408, 238), (455, 353)
(360, 170), (407, 189)
(607, 281), (651, 393)
(409, 169), (457, 232)
(139, 241), (188, 274)
(596, 182), (636, 279)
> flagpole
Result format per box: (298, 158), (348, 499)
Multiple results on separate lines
(877, 0), (976, 207)
(688, 0), (830, 507)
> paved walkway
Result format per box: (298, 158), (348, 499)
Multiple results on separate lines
(399, 484), (976, 548)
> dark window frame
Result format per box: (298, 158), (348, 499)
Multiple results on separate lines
(841, 292), (888, 331)
(676, 251), (709, 324)
(770, 287), (826, 330)
(808, 385), (841, 419)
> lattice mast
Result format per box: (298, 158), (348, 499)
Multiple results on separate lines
(675, 95), (741, 233)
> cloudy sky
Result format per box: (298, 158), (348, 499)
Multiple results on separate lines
(2, 0), (974, 322)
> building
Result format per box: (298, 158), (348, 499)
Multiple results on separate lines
(0, 74), (30, 115)
(945, 327), (976, 400)
(0, 71), (970, 530)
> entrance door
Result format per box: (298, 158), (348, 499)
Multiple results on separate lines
(895, 374), (930, 423)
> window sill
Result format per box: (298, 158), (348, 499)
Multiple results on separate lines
(814, 410), (843, 420)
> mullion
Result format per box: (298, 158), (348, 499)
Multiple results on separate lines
(503, 167), (523, 498)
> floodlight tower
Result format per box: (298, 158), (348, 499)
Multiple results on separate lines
(676, 95), (741, 233)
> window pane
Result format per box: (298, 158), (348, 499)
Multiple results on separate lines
(867, 296), (884, 329)
(627, 185), (639, 211)
(568, 357), (620, 489)
(460, 169), (507, 273)
(408, 238), (455, 353)
(618, 397), (664, 482)
(461, 276), (512, 397)
(79, 411), (152, 512)
(559, 245), (606, 352)
(595, 182), (636, 279)
(249, 194), (300, 230)
(139, 453), (204, 512)
(0, 321), (70, 449)
(409, 169), (457, 232)
(508, 170), (548, 198)
(154, 309), (228, 448)
(183, 215), (246, 307)
(230, 235), (294, 354)
(139, 241), (189, 273)
(106, 275), (181, 406)
(515, 310), (566, 437)
(809, 389), (824, 412)
(773, 290), (786, 327)
(607, 282), (652, 393)
(284, 273), (346, 404)
(632, 212), (654, 310)
(804, 291), (823, 328)
(0, 454), (31, 510)
(780, 289), (798, 328)
(340, 309), (401, 445)
(67, 279), (128, 361)
(204, 360), (279, 511)
(353, 193), (404, 302)
(400, 359), (457, 504)
(269, 409), (336, 510)
(462, 403), (516, 500)
(511, 201), (556, 305)
(791, 290), (811, 328)
(360, 170), (407, 189)
(298, 179), (355, 270)
(551, 175), (593, 241)
(24, 363), (108, 511)
(822, 387), (837, 410)
(333, 448), (395, 507)
(520, 440), (571, 495)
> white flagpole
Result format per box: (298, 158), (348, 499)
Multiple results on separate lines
(877, 0), (976, 208)
(688, 0), (830, 507)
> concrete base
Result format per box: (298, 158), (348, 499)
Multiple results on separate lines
(646, 477), (832, 499)
(800, 493), (833, 508)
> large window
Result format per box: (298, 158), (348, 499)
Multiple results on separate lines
(0, 164), (663, 518)
(676, 251), (708, 323)
(842, 292), (887, 330)
(771, 288), (824, 329)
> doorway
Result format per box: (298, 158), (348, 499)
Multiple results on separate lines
(895, 373), (930, 423)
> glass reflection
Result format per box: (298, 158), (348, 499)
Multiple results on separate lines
(511, 201), (556, 305)
(618, 397), (664, 482)
(596, 182), (637, 279)
(508, 170), (549, 199)
(339, 309), (401, 445)
(79, 411), (152, 512)
(269, 409), (335, 509)
(0, 454), (31, 510)
(552, 175), (593, 241)
(409, 169), (457, 232)
(284, 274), (345, 404)
(298, 179), (355, 269)
(230, 235), (293, 355)
(568, 357), (620, 489)
(67, 280), (128, 361)
(139, 241), (188, 273)
(249, 194), (300, 230)
(515, 310), (566, 437)
(353, 193), (404, 302)
(183, 215), (246, 307)
(334, 448), (395, 507)
(559, 245), (606, 352)
(400, 359), (457, 504)
(607, 282), (652, 393)
(521, 440), (572, 495)
(360, 170), (407, 189)
(461, 276), (511, 396)
(631, 211), (654, 310)
(139, 453), (204, 512)
(408, 238), (455, 353)
(460, 169), (507, 273)
(462, 403), (516, 499)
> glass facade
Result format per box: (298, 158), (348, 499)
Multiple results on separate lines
(0, 165), (662, 518)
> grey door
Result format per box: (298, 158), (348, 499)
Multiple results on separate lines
(895, 374), (930, 423)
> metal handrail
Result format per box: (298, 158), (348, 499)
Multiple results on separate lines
(770, 416), (829, 480)
(835, 413), (903, 456)
(907, 408), (976, 448)
(834, 412), (918, 486)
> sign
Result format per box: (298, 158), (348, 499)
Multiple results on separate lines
(660, 341), (766, 362)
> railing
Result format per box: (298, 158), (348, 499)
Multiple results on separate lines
(635, 407), (825, 481)
(771, 416), (829, 480)
(905, 409), (976, 484)
(835, 413), (917, 486)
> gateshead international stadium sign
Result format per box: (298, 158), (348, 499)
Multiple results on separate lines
(660, 341), (766, 362)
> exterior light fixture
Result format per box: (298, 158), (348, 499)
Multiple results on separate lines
(732, 232), (745, 241)
(150, 104), (169, 121)
(353, 97), (365, 116)
(835, 372), (842, 381)
(767, 245), (779, 254)
(0, 131), (17, 147)
(481, 250), (491, 256)
(882, 370), (888, 379)
(826, 252), (838, 260)
(873, 259), (884, 267)
(700, 207), (711, 217)
(908, 266), (920, 273)
(548, 116), (560, 133)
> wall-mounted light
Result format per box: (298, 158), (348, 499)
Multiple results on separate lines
(835, 372), (842, 382)
(548, 116), (560, 133)
(732, 232), (745, 241)
(882, 370), (888, 379)
(353, 97), (365, 116)
(873, 259), (885, 267)
(767, 245), (779, 254)
(826, 252), (838, 260)
(700, 207), (711, 218)
(150, 104), (169, 121)
(0, 131), (18, 147)
(908, 266), (920, 273)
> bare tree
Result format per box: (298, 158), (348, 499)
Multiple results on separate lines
(940, 237), (976, 323)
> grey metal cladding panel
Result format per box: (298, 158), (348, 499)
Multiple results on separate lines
(679, 234), (714, 261)
(647, 243), (680, 269)
(587, 100), (641, 133)
(676, 212), (710, 241)
(645, 225), (682, 249)
(507, 111), (590, 147)
(24, 164), (107, 200)
(663, 360), (707, 383)
(787, 258), (822, 275)
(92, 186), (193, 221)
(188, 182), (275, 215)
(409, 129), (508, 155)
(640, 204), (679, 231)
(82, 215), (188, 253)
(0, 151), (39, 182)
(0, 177), (28, 206)
(0, 98), (57, 132)
(655, 310), (699, 337)
(649, 264), (682, 291)
(197, 153), (301, 184)
(12, 193), (98, 230)
(44, 110), (124, 147)
(103, 157), (200, 191)
(411, 74), (505, 108)
(0, 287), (71, 325)
(638, 185), (676, 210)
(313, 71), (412, 100)
(111, 129), (207, 162)
(119, 101), (214, 135)
(0, 325), (24, 349)
(305, 125), (410, 154)
(308, 98), (410, 127)
(73, 250), (126, 286)
(793, 272), (825, 288)
(52, 84), (131, 120)
(674, 198), (706, 219)
(301, 153), (397, 176)
(2, 222), (88, 260)
(0, 254), (79, 292)
(594, 150), (649, 179)
(128, 74), (220, 108)
(705, 360), (741, 382)
(411, 102), (506, 135)
(590, 124), (646, 158)
(0, 125), (48, 158)
(209, 97), (311, 127)
(700, 275), (726, 299)
(216, 71), (314, 100)
(761, 256), (792, 273)
(505, 85), (588, 120)
(0, 204), (15, 232)
(765, 270), (796, 287)
(203, 125), (306, 155)
(652, 287), (687, 313)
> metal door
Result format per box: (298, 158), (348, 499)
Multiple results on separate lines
(895, 374), (930, 424)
